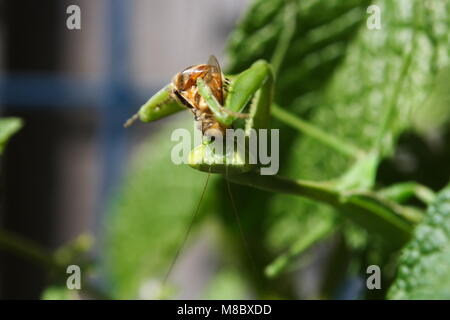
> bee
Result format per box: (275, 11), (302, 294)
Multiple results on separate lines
(171, 55), (230, 136)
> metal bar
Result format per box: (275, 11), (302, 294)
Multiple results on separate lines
(0, 74), (101, 107)
(0, 73), (157, 108)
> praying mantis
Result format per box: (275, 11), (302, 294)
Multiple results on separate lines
(125, 55), (432, 279)
(125, 56), (274, 175)
(125, 56), (277, 285)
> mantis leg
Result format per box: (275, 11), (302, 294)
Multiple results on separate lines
(196, 78), (235, 126)
(124, 84), (184, 127)
(196, 60), (274, 130)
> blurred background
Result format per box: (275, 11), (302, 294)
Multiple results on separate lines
(0, 0), (249, 299)
(1, 0), (450, 300)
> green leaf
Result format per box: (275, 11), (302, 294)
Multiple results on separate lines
(279, 0), (450, 243)
(311, 0), (450, 157)
(227, 0), (370, 107)
(411, 67), (450, 134)
(225, 0), (450, 281)
(0, 117), (22, 154)
(388, 183), (450, 299)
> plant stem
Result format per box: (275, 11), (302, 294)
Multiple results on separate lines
(272, 104), (363, 158)
(0, 229), (56, 270)
(226, 171), (415, 247)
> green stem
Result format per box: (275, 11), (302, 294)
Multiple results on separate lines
(226, 171), (415, 248)
(0, 229), (56, 270)
(272, 104), (363, 158)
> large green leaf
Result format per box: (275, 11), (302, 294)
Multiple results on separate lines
(279, 0), (450, 294)
(271, 0), (450, 246)
(388, 183), (450, 299)
(307, 0), (450, 156)
(224, 0), (450, 292)
(227, 0), (370, 108)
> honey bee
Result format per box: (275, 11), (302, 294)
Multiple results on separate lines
(171, 55), (229, 136)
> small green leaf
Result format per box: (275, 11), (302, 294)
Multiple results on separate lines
(0, 117), (22, 154)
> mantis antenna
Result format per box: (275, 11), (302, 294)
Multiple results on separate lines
(225, 176), (258, 276)
(162, 169), (211, 287)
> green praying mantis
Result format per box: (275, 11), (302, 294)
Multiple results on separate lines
(125, 56), (274, 175)
(124, 56), (277, 284)
(125, 55), (434, 278)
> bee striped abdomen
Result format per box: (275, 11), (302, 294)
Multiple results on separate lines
(172, 63), (227, 136)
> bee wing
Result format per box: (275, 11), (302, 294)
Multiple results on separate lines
(207, 55), (221, 73)
(207, 55), (224, 104)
